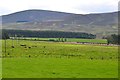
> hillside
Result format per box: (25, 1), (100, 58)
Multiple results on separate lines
(1, 9), (118, 38)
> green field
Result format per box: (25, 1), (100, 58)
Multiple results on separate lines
(2, 39), (118, 78)
(16, 37), (108, 44)
(66, 38), (107, 43)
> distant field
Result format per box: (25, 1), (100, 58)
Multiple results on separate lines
(2, 40), (118, 78)
(66, 38), (107, 43)
(15, 37), (108, 44)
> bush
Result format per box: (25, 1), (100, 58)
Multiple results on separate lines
(107, 34), (120, 45)
(49, 39), (55, 41)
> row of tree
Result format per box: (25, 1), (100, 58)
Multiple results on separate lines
(2, 29), (96, 39)
(1, 29), (120, 45)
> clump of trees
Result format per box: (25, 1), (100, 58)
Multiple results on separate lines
(57, 38), (67, 42)
(106, 34), (120, 45)
(48, 38), (67, 42)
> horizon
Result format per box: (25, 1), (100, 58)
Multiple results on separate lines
(0, 0), (119, 16)
(1, 9), (119, 16)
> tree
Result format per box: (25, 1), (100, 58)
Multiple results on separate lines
(2, 32), (10, 39)
(2, 32), (9, 54)
(107, 34), (120, 45)
(2, 29), (96, 39)
(64, 38), (67, 42)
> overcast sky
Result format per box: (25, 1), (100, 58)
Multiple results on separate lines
(0, 0), (119, 16)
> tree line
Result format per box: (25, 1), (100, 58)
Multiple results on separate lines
(1, 29), (120, 45)
(1, 29), (96, 39)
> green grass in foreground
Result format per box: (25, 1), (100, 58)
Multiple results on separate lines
(3, 58), (118, 78)
(0, 58), (1, 78)
(2, 40), (118, 78)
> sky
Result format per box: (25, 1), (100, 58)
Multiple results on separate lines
(0, 0), (119, 16)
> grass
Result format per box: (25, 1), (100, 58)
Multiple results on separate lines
(17, 37), (108, 44)
(0, 58), (1, 78)
(67, 38), (107, 43)
(2, 39), (118, 78)
(3, 58), (118, 78)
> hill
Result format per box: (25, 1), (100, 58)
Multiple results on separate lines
(1, 9), (118, 38)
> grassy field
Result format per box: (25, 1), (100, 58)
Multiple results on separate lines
(2, 39), (118, 78)
(3, 58), (118, 78)
(65, 38), (107, 43)
(16, 37), (108, 44)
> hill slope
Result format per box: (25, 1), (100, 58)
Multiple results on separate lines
(1, 9), (118, 38)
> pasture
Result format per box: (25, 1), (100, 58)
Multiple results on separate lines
(2, 39), (118, 78)
(15, 37), (108, 44)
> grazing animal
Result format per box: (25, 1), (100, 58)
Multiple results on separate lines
(20, 44), (26, 46)
(28, 47), (31, 49)
(11, 46), (14, 48)
(90, 57), (93, 60)
(29, 55), (31, 58)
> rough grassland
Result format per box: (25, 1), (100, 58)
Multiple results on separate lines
(2, 40), (118, 78)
